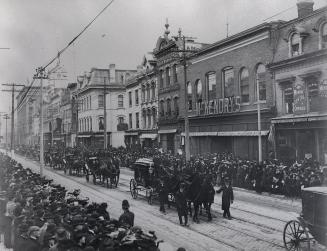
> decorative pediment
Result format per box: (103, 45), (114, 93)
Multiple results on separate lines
(313, 16), (327, 32)
(283, 24), (309, 42)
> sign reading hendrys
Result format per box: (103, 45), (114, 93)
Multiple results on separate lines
(293, 83), (306, 114)
(195, 96), (241, 115)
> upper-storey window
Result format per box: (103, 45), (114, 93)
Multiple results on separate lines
(166, 67), (171, 86)
(147, 84), (151, 101)
(187, 81), (192, 111)
(207, 72), (216, 100)
(290, 33), (301, 56)
(135, 90), (139, 105)
(128, 91), (132, 107)
(284, 83), (294, 114)
(118, 94), (124, 108)
(159, 70), (164, 89)
(98, 95), (104, 108)
(321, 23), (327, 49)
(151, 83), (156, 100)
(256, 64), (267, 101)
(195, 79), (202, 104)
(173, 64), (178, 83)
(223, 67), (234, 98)
(240, 68), (249, 103)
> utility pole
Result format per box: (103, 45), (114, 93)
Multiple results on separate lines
(256, 74), (262, 164)
(34, 67), (47, 176)
(3, 114), (10, 152)
(103, 76), (108, 150)
(0, 112), (5, 144)
(2, 83), (25, 156)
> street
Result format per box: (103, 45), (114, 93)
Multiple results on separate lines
(5, 152), (308, 251)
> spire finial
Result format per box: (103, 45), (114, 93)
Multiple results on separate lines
(164, 18), (170, 38)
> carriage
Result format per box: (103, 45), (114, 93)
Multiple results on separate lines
(63, 153), (84, 176)
(283, 186), (327, 250)
(129, 158), (159, 204)
(85, 156), (120, 188)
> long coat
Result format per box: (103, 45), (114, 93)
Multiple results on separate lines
(175, 190), (187, 215)
(217, 185), (234, 211)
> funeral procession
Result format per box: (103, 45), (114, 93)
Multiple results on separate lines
(0, 0), (327, 250)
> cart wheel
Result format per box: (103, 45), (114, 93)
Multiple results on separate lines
(130, 179), (138, 199)
(283, 220), (310, 251)
(147, 189), (153, 205)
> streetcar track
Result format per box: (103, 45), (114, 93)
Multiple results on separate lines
(18, 155), (286, 250)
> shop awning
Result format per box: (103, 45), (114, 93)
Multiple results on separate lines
(271, 112), (327, 124)
(125, 132), (139, 136)
(77, 135), (91, 138)
(140, 133), (157, 139)
(158, 129), (177, 134)
(181, 130), (269, 137)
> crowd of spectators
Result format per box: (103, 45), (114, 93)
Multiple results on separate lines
(0, 152), (161, 251)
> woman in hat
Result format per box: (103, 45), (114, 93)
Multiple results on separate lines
(216, 178), (234, 220)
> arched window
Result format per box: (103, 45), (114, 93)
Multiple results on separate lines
(166, 67), (171, 86)
(172, 64), (178, 83)
(151, 82), (156, 100)
(166, 98), (171, 116)
(195, 79), (202, 103)
(159, 100), (165, 118)
(173, 97), (179, 117)
(159, 70), (164, 89)
(142, 86), (146, 102)
(118, 94), (124, 108)
(207, 72), (216, 100)
(240, 68), (249, 103)
(147, 108), (151, 128)
(187, 81), (193, 111)
(152, 108), (157, 128)
(90, 117), (92, 131)
(321, 23), (327, 49)
(142, 109), (147, 129)
(222, 67), (234, 98)
(147, 83), (151, 101)
(256, 64), (266, 101)
(290, 33), (301, 56)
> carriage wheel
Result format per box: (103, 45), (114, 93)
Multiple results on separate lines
(283, 220), (310, 251)
(130, 179), (138, 199)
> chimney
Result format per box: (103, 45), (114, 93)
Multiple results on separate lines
(109, 64), (116, 83)
(297, 0), (314, 18)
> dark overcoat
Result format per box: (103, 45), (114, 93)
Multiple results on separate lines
(217, 185), (234, 211)
(175, 190), (187, 215)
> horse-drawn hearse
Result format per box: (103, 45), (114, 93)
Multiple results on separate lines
(130, 158), (158, 204)
(283, 186), (327, 250)
(85, 155), (120, 188)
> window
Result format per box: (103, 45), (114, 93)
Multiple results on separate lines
(147, 84), (150, 101)
(223, 67), (234, 98)
(173, 97), (179, 116)
(128, 92), (132, 107)
(195, 79), (202, 103)
(98, 116), (104, 130)
(118, 117), (124, 124)
(129, 113), (132, 129)
(240, 68), (249, 103)
(307, 78), (319, 112)
(187, 82), (192, 111)
(256, 64), (266, 101)
(98, 95), (104, 108)
(159, 70), (164, 89)
(321, 23), (327, 49)
(290, 33), (300, 56)
(90, 117), (92, 131)
(135, 90), (139, 105)
(173, 64), (178, 83)
(142, 87), (145, 102)
(166, 67), (170, 86)
(147, 109), (151, 128)
(207, 72), (216, 100)
(159, 101), (165, 117)
(89, 96), (92, 109)
(136, 112), (139, 129)
(284, 84), (294, 114)
(152, 108), (156, 128)
(166, 99), (171, 116)
(151, 83), (156, 100)
(118, 94), (124, 108)
(142, 110), (147, 128)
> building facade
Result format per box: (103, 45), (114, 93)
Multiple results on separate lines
(268, 1), (327, 164)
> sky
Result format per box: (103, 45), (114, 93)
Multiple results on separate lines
(0, 0), (326, 129)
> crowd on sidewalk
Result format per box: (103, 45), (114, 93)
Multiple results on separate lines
(0, 152), (162, 251)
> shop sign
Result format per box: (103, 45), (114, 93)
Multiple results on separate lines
(293, 84), (306, 114)
(195, 96), (241, 116)
(319, 79), (327, 98)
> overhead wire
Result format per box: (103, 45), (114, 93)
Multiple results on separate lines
(15, 0), (115, 112)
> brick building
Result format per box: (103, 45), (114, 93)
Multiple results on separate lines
(268, 1), (327, 163)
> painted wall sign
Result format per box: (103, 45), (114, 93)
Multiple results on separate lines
(195, 96), (241, 116)
(293, 84), (307, 114)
